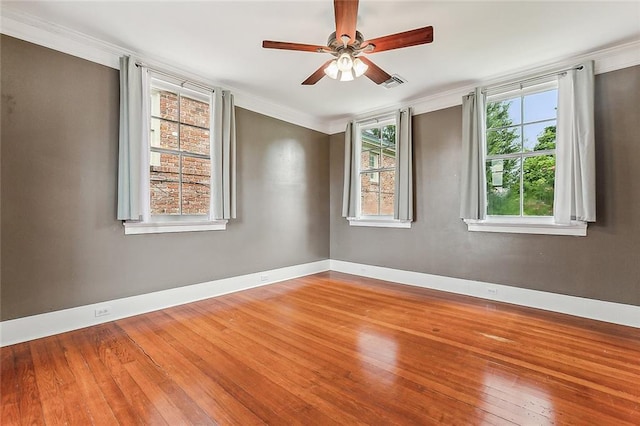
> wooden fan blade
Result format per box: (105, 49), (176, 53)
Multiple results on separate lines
(262, 40), (328, 53)
(334, 0), (359, 44)
(358, 57), (391, 85)
(363, 26), (433, 53)
(302, 60), (333, 85)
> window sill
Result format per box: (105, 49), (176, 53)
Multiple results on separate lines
(124, 220), (228, 235)
(464, 218), (587, 236)
(347, 217), (412, 229)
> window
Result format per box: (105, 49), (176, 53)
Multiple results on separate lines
(149, 79), (212, 218)
(461, 63), (595, 236)
(360, 120), (396, 216)
(343, 109), (412, 228)
(485, 82), (557, 218)
(124, 73), (227, 235)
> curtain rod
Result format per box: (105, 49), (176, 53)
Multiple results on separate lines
(481, 65), (584, 95)
(135, 61), (215, 93)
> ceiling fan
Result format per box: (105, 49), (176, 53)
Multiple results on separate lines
(262, 0), (433, 85)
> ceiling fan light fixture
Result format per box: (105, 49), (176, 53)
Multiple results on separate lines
(324, 60), (339, 79)
(339, 69), (355, 82)
(336, 52), (354, 72)
(353, 57), (368, 77)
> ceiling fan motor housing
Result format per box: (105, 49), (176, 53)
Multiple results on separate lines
(326, 31), (366, 57)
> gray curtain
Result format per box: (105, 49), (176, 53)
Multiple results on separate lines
(459, 87), (487, 220)
(394, 108), (413, 221)
(117, 55), (144, 221)
(554, 61), (596, 224)
(212, 89), (237, 220)
(341, 122), (358, 218)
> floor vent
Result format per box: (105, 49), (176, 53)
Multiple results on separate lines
(383, 74), (407, 88)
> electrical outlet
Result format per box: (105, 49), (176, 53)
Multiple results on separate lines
(487, 288), (498, 296)
(94, 306), (111, 317)
(260, 274), (269, 282)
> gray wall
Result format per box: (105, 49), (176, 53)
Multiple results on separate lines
(1, 36), (330, 321)
(331, 65), (640, 307)
(2, 34), (639, 322)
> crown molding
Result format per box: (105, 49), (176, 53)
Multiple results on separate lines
(327, 38), (640, 135)
(0, 8), (124, 68)
(2, 8), (638, 136)
(0, 9), (333, 134)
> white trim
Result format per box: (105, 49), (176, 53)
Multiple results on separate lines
(0, 260), (330, 347)
(2, 258), (638, 346)
(124, 220), (228, 235)
(2, 9), (638, 136)
(328, 39), (640, 135)
(330, 260), (640, 329)
(464, 218), (587, 236)
(347, 218), (412, 229)
(0, 9), (330, 134)
(0, 8), (123, 69)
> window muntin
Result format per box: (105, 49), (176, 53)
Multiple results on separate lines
(149, 78), (212, 219)
(358, 119), (396, 217)
(485, 84), (557, 217)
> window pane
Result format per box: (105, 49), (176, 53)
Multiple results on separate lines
(523, 121), (556, 151)
(486, 158), (521, 216)
(380, 170), (396, 215)
(523, 155), (555, 216)
(524, 89), (557, 123)
(150, 118), (178, 150)
(362, 130), (382, 151)
(361, 149), (380, 171)
(182, 156), (211, 215)
(151, 88), (178, 121)
(382, 151), (396, 169)
(150, 153), (180, 215)
(362, 127), (380, 141)
(381, 193), (394, 216)
(487, 99), (520, 128)
(380, 170), (396, 193)
(361, 171), (379, 190)
(361, 190), (379, 216)
(382, 124), (396, 147)
(180, 95), (210, 128)
(487, 127), (521, 155)
(180, 124), (210, 156)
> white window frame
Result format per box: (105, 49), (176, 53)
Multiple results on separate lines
(464, 78), (587, 236)
(347, 113), (411, 229)
(124, 73), (227, 235)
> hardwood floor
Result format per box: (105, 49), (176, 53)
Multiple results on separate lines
(2, 271), (639, 425)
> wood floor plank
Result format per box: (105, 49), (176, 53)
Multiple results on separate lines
(1, 346), (21, 425)
(3, 271), (640, 425)
(281, 277), (640, 403)
(133, 311), (340, 425)
(120, 313), (266, 425)
(92, 324), (168, 425)
(123, 355), (215, 425)
(57, 332), (120, 425)
(187, 299), (514, 425)
(220, 287), (536, 424)
(71, 326), (147, 425)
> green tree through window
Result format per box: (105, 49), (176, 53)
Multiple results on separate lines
(486, 91), (556, 216)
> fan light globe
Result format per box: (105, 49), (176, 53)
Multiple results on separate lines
(353, 58), (368, 77)
(324, 60), (339, 79)
(336, 52), (354, 72)
(339, 70), (355, 82)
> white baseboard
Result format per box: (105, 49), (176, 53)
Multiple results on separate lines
(3, 258), (638, 346)
(0, 260), (330, 347)
(330, 260), (640, 329)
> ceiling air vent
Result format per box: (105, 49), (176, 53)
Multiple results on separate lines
(383, 74), (407, 88)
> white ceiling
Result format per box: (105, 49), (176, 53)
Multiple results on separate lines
(2, 1), (640, 129)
